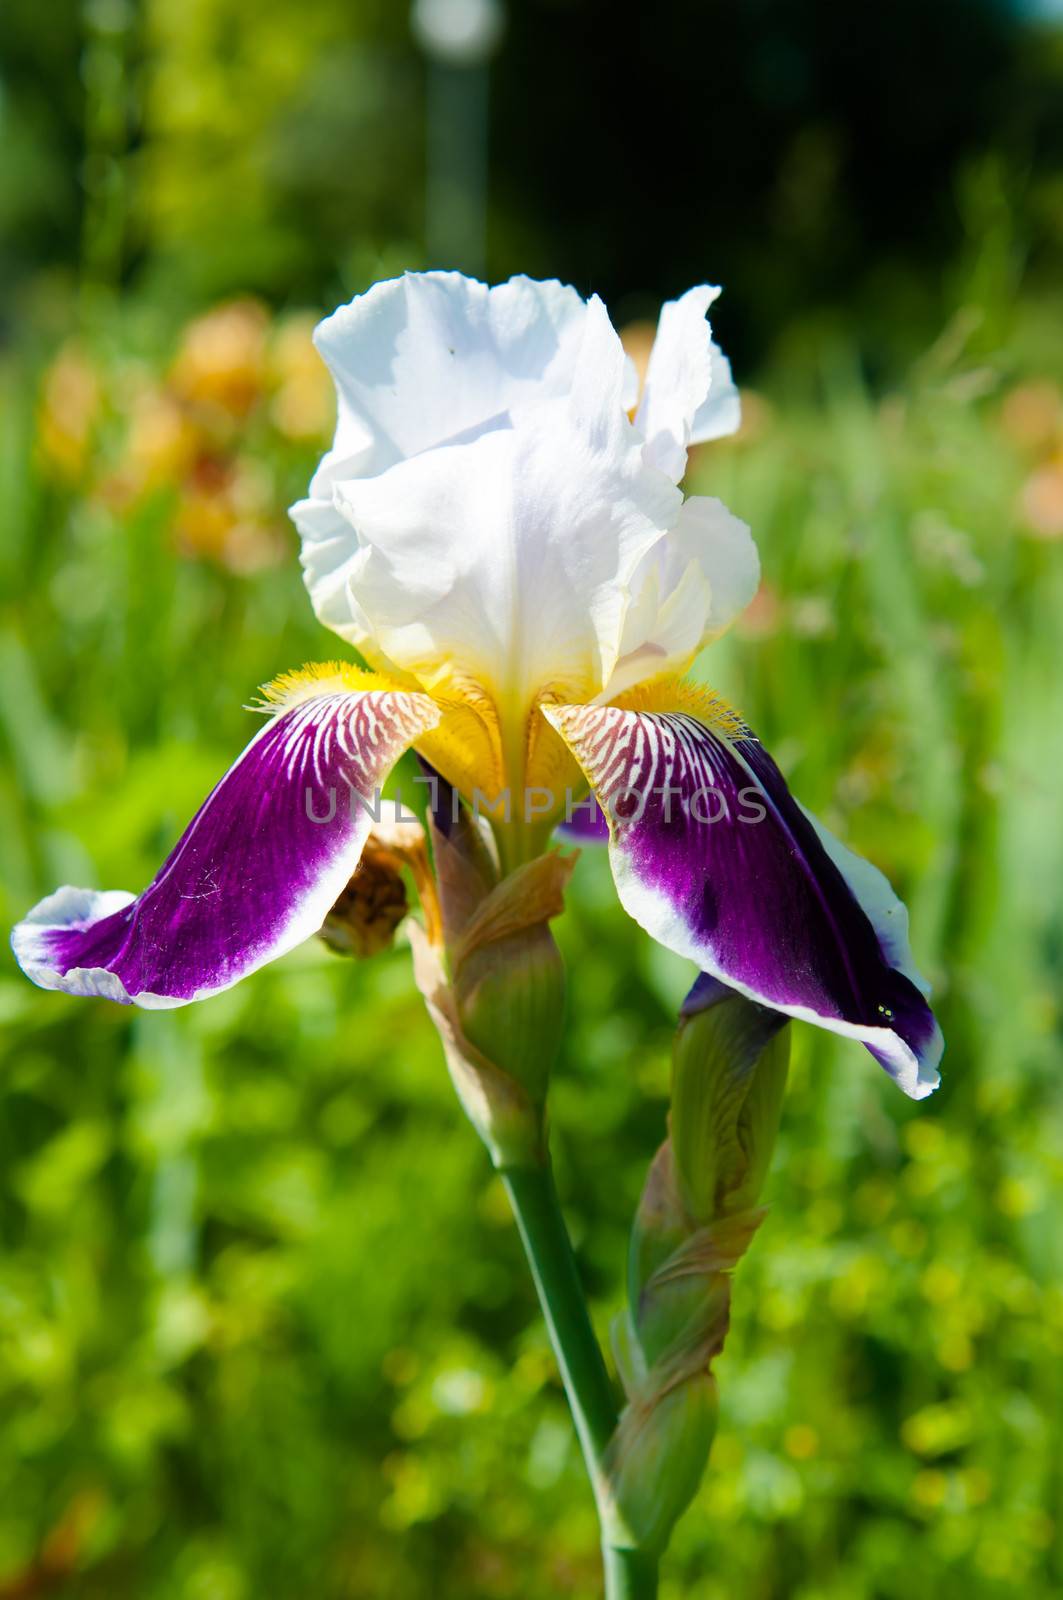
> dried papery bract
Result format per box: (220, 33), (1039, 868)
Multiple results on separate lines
(318, 804), (442, 958)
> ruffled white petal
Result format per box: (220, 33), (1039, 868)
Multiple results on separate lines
(293, 272), (598, 654)
(328, 298), (681, 710)
(606, 496), (759, 696)
(291, 270), (754, 740)
(691, 339), (741, 444)
(635, 286), (740, 481)
(315, 271), (591, 478)
(289, 492), (373, 647)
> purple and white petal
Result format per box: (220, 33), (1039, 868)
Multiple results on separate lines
(797, 803), (932, 998)
(11, 681), (439, 1007)
(544, 698), (943, 1098)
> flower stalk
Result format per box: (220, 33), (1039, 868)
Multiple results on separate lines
(411, 795), (660, 1591)
(320, 797), (789, 1593)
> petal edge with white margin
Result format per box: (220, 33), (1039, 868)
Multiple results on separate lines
(543, 688), (943, 1099)
(11, 672), (439, 1007)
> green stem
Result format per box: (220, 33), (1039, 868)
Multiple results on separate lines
(498, 1160), (659, 1599)
(499, 1161), (617, 1468)
(602, 1545), (659, 1600)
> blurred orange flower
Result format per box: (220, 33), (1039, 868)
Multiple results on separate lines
(1019, 455), (1063, 541)
(169, 298), (270, 419)
(619, 319), (658, 409)
(35, 297), (333, 576)
(736, 581), (781, 639)
(999, 380), (1060, 456)
(174, 455), (286, 573)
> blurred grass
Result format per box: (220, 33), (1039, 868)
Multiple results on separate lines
(1, 282), (1063, 1600)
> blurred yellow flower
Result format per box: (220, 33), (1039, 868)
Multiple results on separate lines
(97, 380), (197, 509)
(911, 1468), (948, 1509)
(173, 455), (285, 573)
(901, 1399), (973, 1458)
(783, 1424), (819, 1460)
(920, 1261), (961, 1304)
(268, 312), (335, 442)
(34, 299), (326, 573)
(169, 298), (269, 418)
(36, 342), (102, 480)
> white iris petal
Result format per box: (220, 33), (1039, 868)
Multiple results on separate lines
(291, 270), (755, 760)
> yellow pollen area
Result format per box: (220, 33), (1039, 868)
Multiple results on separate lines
(256, 661), (594, 831)
(255, 660), (407, 713)
(608, 673), (753, 740)
(256, 659), (503, 808)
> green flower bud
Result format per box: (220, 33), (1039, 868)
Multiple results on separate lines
(606, 1376), (718, 1557)
(606, 991), (790, 1554)
(426, 789), (500, 954)
(672, 988), (790, 1220)
(411, 831), (575, 1169)
(411, 926), (548, 1169)
(455, 922), (564, 1108)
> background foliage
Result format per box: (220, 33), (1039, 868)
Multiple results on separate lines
(1, 2), (1063, 1596)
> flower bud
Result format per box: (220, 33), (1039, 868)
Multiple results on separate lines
(606, 1375), (718, 1557)
(423, 771), (500, 953)
(454, 922), (565, 1108)
(606, 987), (790, 1553)
(411, 917), (549, 1168)
(672, 979), (790, 1220)
(413, 782), (575, 1167)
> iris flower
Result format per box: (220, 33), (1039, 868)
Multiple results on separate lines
(13, 272), (942, 1098)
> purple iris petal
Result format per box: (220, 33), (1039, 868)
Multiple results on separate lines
(12, 686), (438, 1006)
(557, 793), (610, 844)
(548, 702), (942, 1098)
(680, 971), (733, 1015)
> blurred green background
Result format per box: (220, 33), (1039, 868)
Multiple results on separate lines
(2, 1), (1063, 1595)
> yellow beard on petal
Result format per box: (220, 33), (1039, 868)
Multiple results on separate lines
(255, 660), (408, 712)
(368, 639), (596, 820)
(261, 654), (600, 829)
(607, 673), (752, 739)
